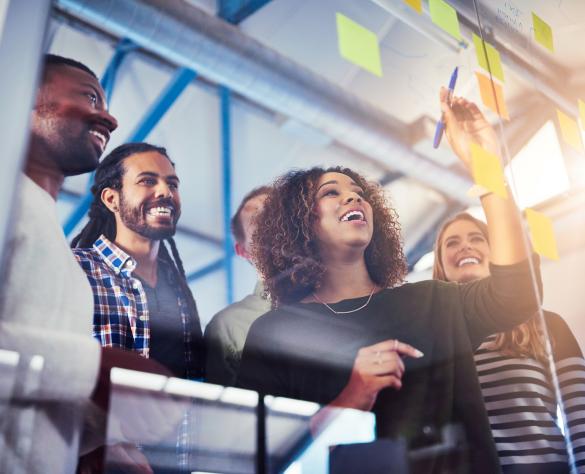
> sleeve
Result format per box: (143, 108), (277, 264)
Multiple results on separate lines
(547, 312), (585, 473)
(204, 314), (238, 387)
(0, 320), (101, 403)
(460, 254), (542, 349)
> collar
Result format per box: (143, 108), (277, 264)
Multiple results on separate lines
(253, 280), (269, 300)
(93, 235), (137, 276)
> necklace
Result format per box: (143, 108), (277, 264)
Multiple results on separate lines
(312, 286), (376, 315)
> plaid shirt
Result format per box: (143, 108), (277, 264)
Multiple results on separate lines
(73, 235), (203, 379)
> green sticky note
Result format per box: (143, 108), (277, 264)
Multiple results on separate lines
(429, 0), (462, 41)
(532, 12), (554, 52)
(404, 0), (422, 13)
(336, 13), (382, 77)
(472, 33), (505, 82)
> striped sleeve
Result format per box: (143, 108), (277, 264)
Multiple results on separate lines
(557, 357), (585, 473)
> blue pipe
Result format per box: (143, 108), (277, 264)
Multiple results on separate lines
(187, 257), (226, 283)
(220, 86), (234, 304)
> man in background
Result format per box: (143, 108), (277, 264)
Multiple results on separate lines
(205, 186), (271, 386)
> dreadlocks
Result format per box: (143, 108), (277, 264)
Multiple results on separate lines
(71, 142), (203, 377)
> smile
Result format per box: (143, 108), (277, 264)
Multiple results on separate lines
(89, 129), (107, 151)
(457, 257), (480, 267)
(147, 206), (174, 217)
(340, 209), (365, 222)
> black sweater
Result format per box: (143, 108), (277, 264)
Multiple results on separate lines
(238, 257), (541, 474)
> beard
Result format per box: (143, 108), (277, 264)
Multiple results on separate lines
(34, 103), (101, 176)
(118, 193), (178, 241)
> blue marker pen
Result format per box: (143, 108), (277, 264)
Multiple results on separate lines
(433, 66), (458, 149)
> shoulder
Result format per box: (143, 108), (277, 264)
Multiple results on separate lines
(384, 279), (458, 301)
(72, 247), (102, 267)
(543, 311), (583, 359)
(207, 294), (271, 329)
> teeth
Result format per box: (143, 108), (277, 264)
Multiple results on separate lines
(89, 130), (107, 149)
(340, 210), (365, 222)
(458, 257), (480, 267)
(148, 206), (173, 216)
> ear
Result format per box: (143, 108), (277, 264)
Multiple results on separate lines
(101, 187), (120, 213)
(234, 241), (251, 261)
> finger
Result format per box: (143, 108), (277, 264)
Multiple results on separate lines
(366, 340), (423, 358)
(376, 375), (403, 391)
(375, 351), (405, 374)
(369, 358), (403, 377)
(394, 341), (424, 358)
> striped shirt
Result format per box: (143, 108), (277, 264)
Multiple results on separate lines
(73, 235), (203, 379)
(475, 312), (585, 473)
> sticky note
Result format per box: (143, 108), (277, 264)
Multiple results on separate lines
(472, 33), (504, 82)
(470, 142), (508, 199)
(556, 109), (584, 153)
(578, 99), (585, 130)
(532, 12), (554, 52)
(475, 72), (509, 120)
(525, 208), (559, 260)
(336, 13), (382, 77)
(404, 0), (422, 13)
(429, 0), (461, 41)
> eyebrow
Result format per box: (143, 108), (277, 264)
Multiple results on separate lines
(316, 179), (361, 192)
(136, 171), (180, 182)
(444, 231), (485, 242)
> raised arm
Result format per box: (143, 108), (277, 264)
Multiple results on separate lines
(440, 89), (528, 265)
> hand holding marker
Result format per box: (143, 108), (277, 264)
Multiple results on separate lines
(433, 66), (458, 148)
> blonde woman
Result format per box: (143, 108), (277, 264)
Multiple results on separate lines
(433, 212), (585, 473)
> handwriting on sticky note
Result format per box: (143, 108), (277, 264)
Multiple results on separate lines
(532, 12), (554, 52)
(556, 109), (584, 153)
(475, 72), (509, 120)
(470, 143), (508, 199)
(336, 13), (382, 77)
(525, 208), (559, 260)
(429, 0), (461, 41)
(472, 33), (504, 82)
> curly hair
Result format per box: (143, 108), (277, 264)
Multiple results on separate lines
(432, 212), (548, 363)
(253, 166), (406, 306)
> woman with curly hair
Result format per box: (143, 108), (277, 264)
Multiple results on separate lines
(433, 212), (585, 473)
(238, 92), (541, 473)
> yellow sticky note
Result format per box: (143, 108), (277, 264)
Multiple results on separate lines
(336, 13), (382, 77)
(470, 142), (508, 199)
(404, 0), (422, 14)
(475, 72), (509, 120)
(525, 208), (559, 260)
(472, 33), (505, 82)
(578, 99), (585, 130)
(429, 0), (462, 41)
(532, 12), (554, 52)
(556, 109), (584, 153)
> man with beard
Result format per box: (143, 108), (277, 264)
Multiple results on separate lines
(0, 54), (118, 473)
(72, 142), (204, 380)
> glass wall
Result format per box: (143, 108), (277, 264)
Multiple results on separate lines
(1, 0), (585, 472)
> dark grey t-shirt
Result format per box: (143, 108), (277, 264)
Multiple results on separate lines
(139, 261), (186, 378)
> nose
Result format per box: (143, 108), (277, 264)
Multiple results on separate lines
(155, 182), (174, 199)
(344, 192), (362, 204)
(97, 108), (118, 133)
